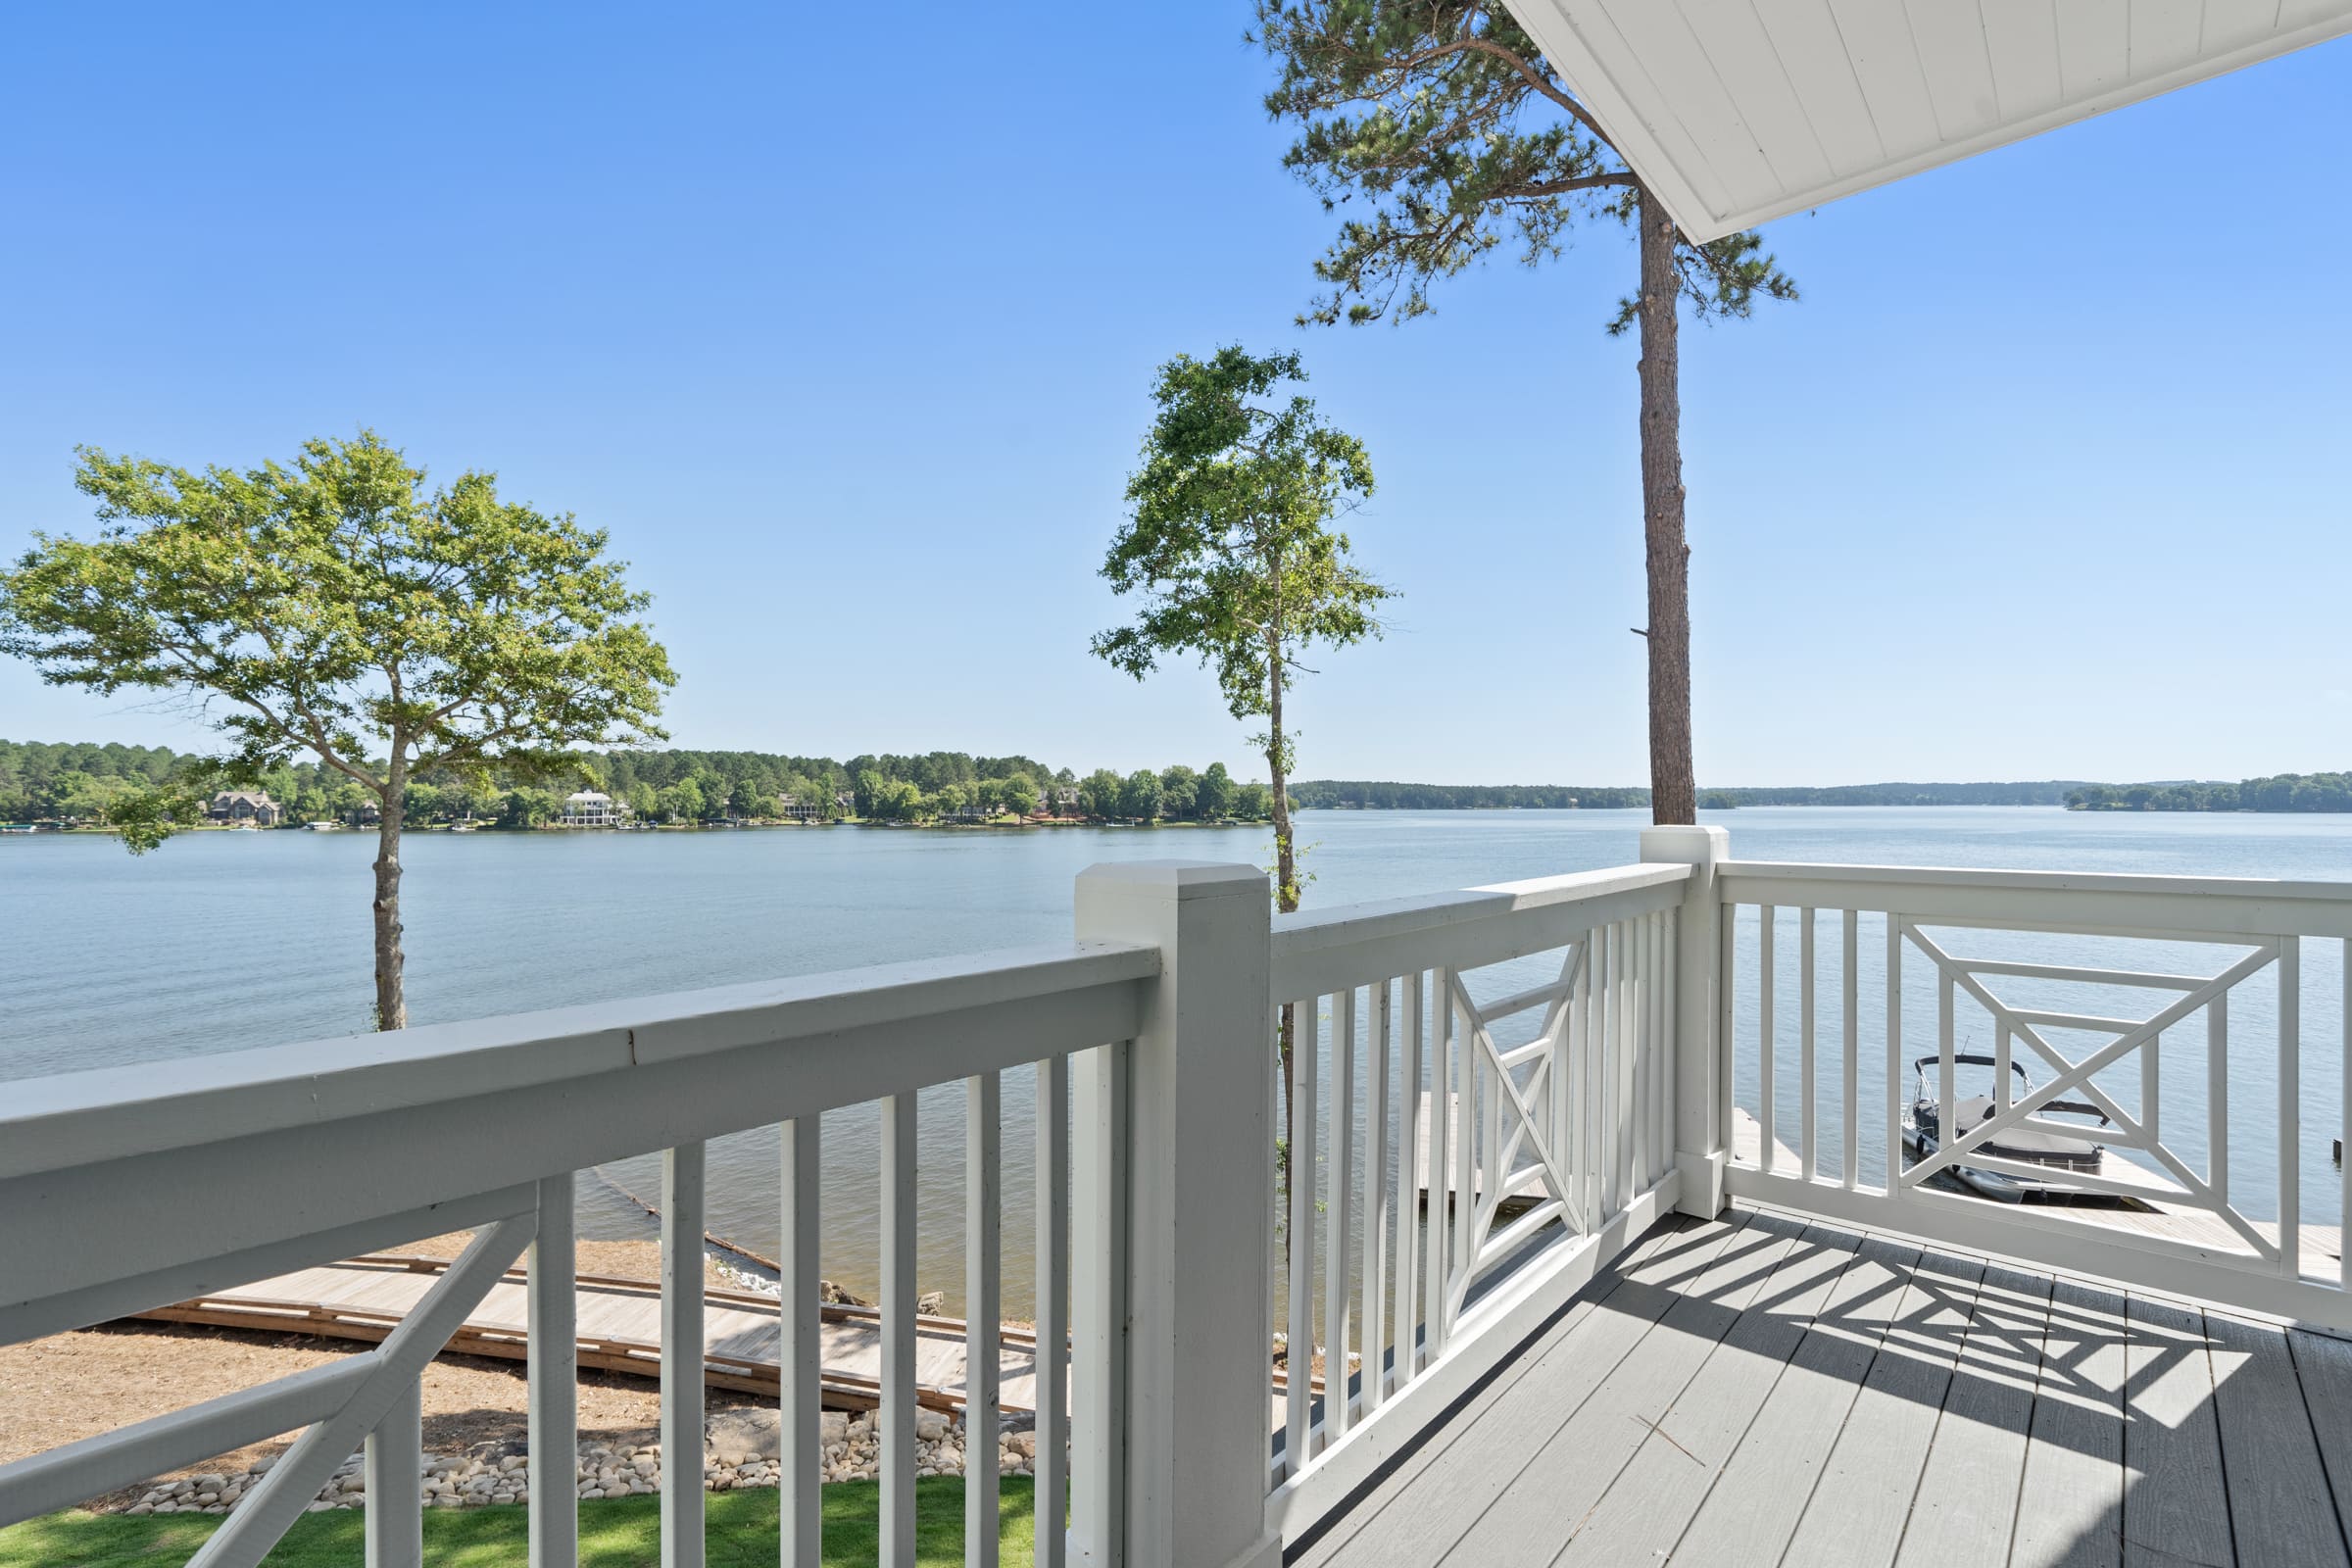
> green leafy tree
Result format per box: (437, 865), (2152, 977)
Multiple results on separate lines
(501, 787), (561, 829)
(661, 777), (705, 823)
(1093, 345), (1390, 912)
(1079, 767), (1125, 820)
(1160, 763), (1200, 820)
(1253, 2), (1796, 824)
(853, 768), (886, 820)
(0, 431), (675, 1027)
(1199, 760), (1238, 820)
(1094, 347), (1391, 1212)
(1121, 768), (1165, 822)
(627, 782), (659, 822)
(1001, 772), (1039, 818)
(1234, 780), (1274, 820)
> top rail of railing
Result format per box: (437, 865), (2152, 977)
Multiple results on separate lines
(1717, 859), (2352, 940)
(1269, 862), (1690, 1001)
(0, 939), (1157, 1344)
(0, 940), (1157, 1181)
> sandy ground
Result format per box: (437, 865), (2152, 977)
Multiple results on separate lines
(0, 1233), (765, 1511)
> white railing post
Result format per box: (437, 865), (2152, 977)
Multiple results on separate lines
(527, 1172), (577, 1568)
(1642, 825), (1730, 1218)
(1074, 861), (1278, 1568)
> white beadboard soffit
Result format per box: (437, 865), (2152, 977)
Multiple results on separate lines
(1499, 0), (2352, 242)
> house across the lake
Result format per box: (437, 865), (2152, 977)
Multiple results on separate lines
(207, 789), (279, 827)
(556, 789), (628, 827)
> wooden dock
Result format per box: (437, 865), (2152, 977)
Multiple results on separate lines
(134, 1253), (1321, 1424)
(133, 1253), (1044, 1414)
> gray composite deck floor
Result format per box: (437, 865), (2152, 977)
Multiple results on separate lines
(1297, 1205), (2352, 1568)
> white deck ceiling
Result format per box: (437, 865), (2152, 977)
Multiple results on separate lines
(1502, 0), (2352, 242)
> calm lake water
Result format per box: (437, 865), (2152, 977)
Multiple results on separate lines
(7, 808), (2349, 1312)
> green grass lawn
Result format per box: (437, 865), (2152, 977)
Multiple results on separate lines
(0, 1479), (1038, 1567)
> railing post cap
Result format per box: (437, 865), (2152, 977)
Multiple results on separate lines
(1640, 824), (1729, 864)
(1074, 860), (1267, 901)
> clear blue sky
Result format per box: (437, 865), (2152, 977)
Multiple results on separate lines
(2, 6), (2345, 787)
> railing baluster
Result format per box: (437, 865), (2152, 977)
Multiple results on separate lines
(1326, 994), (1355, 1442)
(1425, 974), (1450, 1355)
(2146, 1028), (2162, 1154)
(1800, 907), (1817, 1183)
(1568, 934), (1590, 1229)
(1843, 910), (1858, 1189)
(1617, 919), (1637, 1206)
(1034, 1057), (1069, 1568)
(2280, 938), (2301, 1281)
(661, 1142), (706, 1568)
(2210, 992), (2230, 1215)
(1938, 969), (1955, 1184)
(1718, 906), (1736, 1174)
(1286, 1002), (1317, 1462)
(781, 1118), (821, 1568)
(527, 1171), (576, 1568)
(1452, 974), (1475, 1292)
(1886, 919), (1904, 1200)
(1364, 980), (1391, 1413)
(364, 1376), (422, 1568)
(1660, 909), (1678, 1188)
(965, 1078), (1002, 1568)
(881, 1098), (917, 1567)
(1630, 914), (1649, 1187)
(1589, 926), (1608, 1225)
(1481, 984), (1501, 1248)
(1072, 1042), (1127, 1565)
(1395, 972), (1423, 1381)
(1759, 906), (1776, 1176)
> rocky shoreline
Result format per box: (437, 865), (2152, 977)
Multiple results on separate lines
(117, 1406), (1052, 1516)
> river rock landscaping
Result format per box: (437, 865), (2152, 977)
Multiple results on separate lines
(115, 1408), (1052, 1516)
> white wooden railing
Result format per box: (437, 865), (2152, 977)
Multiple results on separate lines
(8, 839), (2351, 1565)
(0, 861), (1283, 1568)
(1717, 858), (2352, 1331)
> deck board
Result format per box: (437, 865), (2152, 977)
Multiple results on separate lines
(1313, 1215), (1750, 1568)
(1781, 1247), (1988, 1568)
(1893, 1262), (2052, 1568)
(2289, 1328), (2352, 1552)
(2010, 1277), (2128, 1568)
(2206, 1311), (2349, 1567)
(1666, 1233), (1920, 1566)
(2119, 1297), (2230, 1568)
(1287, 1217), (1693, 1568)
(1315, 1202), (2351, 1568)
(1438, 1212), (1799, 1564)
(1552, 1214), (1853, 1565)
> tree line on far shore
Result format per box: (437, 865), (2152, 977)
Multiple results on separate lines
(0, 738), (1278, 829)
(2066, 773), (2352, 813)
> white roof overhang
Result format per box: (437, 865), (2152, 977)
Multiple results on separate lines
(1500, 0), (2352, 242)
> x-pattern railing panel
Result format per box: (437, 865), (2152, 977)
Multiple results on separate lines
(1896, 918), (2286, 1266)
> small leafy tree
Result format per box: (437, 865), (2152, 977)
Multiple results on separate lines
(1093, 344), (1392, 1218)
(1254, 1), (1797, 823)
(0, 431), (674, 1029)
(1093, 345), (1390, 911)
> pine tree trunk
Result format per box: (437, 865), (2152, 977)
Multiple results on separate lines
(372, 763), (408, 1031)
(1636, 183), (1696, 827)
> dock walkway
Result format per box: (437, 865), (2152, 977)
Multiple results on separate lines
(135, 1254), (1044, 1414)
